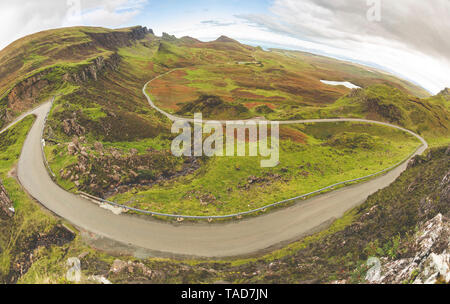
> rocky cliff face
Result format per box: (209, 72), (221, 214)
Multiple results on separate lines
(367, 213), (450, 284)
(438, 88), (450, 100)
(62, 52), (121, 83)
(5, 70), (51, 113)
(86, 26), (153, 50)
(2, 52), (120, 124)
(365, 159), (450, 284)
(0, 181), (14, 218)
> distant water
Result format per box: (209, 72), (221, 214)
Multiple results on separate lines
(320, 80), (361, 89)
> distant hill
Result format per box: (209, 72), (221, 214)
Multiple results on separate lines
(0, 25), (446, 143)
(214, 35), (239, 43)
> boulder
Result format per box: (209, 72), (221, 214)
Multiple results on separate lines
(67, 142), (77, 155)
(130, 148), (138, 156)
(370, 214), (450, 284)
(94, 141), (103, 152)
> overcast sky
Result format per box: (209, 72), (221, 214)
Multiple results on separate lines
(0, 0), (449, 94)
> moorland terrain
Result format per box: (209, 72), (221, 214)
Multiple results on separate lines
(0, 26), (448, 283)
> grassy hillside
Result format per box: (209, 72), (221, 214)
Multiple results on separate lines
(25, 26), (440, 217)
(0, 116), (74, 283)
(146, 41), (432, 120)
(23, 31), (421, 216)
(0, 26), (448, 283)
(2, 118), (446, 283)
(0, 26), (152, 129)
(107, 123), (420, 216)
(332, 85), (450, 144)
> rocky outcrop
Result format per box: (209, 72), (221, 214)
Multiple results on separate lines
(2, 51), (120, 129)
(366, 161), (450, 284)
(86, 26), (153, 50)
(0, 180), (14, 217)
(1, 26), (152, 127)
(62, 116), (86, 137)
(5, 70), (51, 113)
(365, 97), (404, 124)
(161, 32), (177, 41)
(368, 214), (450, 284)
(109, 259), (159, 278)
(62, 52), (121, 83)
(59, 138), (201, 197)
(438, 88), (450, 100)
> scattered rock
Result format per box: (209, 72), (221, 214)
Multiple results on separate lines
(130, 148), (138, 156)
(109, 259), (155, 279)
(62, 118), (85, 136)
(88, 275), (112, 284)
(372, 214), (450, 284)
(238, 173), (286, 190)
(67, 142), (77, 155)
(94, 142), (103, 152)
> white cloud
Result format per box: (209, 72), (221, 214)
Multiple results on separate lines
(78, 7), (140, 28)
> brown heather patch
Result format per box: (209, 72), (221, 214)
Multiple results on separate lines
(274, 78), (345, 104)
(212, 81), (228, 87)
(231, 88), (266, 100)
(243, 102), (277, 110)
(170, 69), (189, 80)
(225, 125), (306, 144)
(280, 126), (308, 144)
(147, 61), (154, 72)
(266, 96), (286, 102)
(213, 66), (251, 75)
(234, 79), (273, 91)
(148, 78), (198, 110)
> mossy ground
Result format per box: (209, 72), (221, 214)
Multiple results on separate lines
(108, 122), (420, 216)
(0, 109), (448, 284)
(0, 27), (448, 283)
(40, 39), (426, 217)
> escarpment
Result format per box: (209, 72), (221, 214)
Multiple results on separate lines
(0, 26), (154, 128)
(0, 53), (121, 127)
(86, 26), (154, 50)
(61, 52), (121, 83)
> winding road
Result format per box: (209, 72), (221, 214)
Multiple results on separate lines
(2, 76), (427, 258)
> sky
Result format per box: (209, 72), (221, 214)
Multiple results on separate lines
(0, 0), (449, 94)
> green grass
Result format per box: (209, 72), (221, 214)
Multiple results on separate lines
(0, 115), (129, 284)
(44, 144), (78, 190)
(0, 27), (447, 283)
(44, 117), (421, 218)
(0, 116), (58, 276)
(107, 122), (421, 216)
(0, 113), (444, 285)
(102, 135), (172, 153)
(83, 107), (107, 121)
